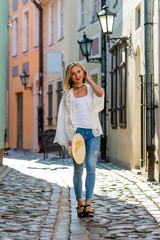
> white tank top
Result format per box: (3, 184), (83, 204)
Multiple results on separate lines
(74, 95), (92, 128)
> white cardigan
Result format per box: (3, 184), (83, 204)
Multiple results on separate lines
(54, 83), (104, 147)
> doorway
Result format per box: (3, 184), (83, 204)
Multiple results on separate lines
(17, 93), (23, 149)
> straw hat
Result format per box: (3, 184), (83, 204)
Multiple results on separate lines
(71, 133), (86, 164)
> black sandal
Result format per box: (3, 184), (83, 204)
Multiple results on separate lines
(84, 205), (94, 218)
(76, 205), (85, 218)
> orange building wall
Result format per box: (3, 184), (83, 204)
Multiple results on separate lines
(8, 0), (39, 150)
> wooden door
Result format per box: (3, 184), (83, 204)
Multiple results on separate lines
(17, 93), (23, 149)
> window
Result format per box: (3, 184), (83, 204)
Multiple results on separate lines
(47, 84), (53, 126)
(136, 5), (141, 29)
(80, 0), (86, 27)
(137, 8), (141, 28)
(91, 74), (98, 84)
(92, 37), (99, 56)
(92, 0), (100, 21)
(56, 80), (63, 114)
(110, 47), (117, 127)
(33, 5), (39, 47)
(22, 9), (29, 52)
(48, 3), (55, 45)
(58, 0), (64, 39)
(118, 45), (127, 127)
(12, 0), (18, 12)
(110, 43), (127, 128)
(12, 16), (18, 57)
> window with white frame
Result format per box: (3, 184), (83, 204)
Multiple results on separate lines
(12, 16), (18, 57)
(58, 0), (64, 39)
(92, 0), (100, 21)
(80, 0), (86, 27)
(48, 3), (55, 45)
(22, 9), (29, 52)
(33, 5), (39, 48)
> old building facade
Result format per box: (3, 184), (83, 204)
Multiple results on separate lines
(107, 0), (160, 182)
(39, 0), (102, 133)
(8, 0), (40, 150)
(7, 0), (160, 182)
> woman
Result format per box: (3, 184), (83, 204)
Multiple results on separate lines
(54, 62), (104, 218)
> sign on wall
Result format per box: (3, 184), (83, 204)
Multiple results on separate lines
(46, 52), (62, 74)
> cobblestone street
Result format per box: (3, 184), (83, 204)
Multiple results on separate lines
(0, 150), (160, 239)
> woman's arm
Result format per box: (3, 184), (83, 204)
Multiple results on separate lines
(84, 69), (103, 97)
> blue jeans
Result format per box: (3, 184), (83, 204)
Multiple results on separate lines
(73, 128), (100, 201)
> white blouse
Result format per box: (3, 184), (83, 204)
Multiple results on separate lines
(74, 95), (92, 129)
(54, 83), (104, 147)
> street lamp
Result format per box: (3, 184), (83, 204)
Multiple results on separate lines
(78, 6), (127, 62)
(78, 32), (93, 62)
(97, 5), (130, 44)
(97, 5), (116, 35)
(19, 71), (32, 90)
(78, 32), (102, 63)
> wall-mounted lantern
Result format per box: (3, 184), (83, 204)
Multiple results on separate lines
(19, 71), (32, 90)
(97, 5), (116, 35)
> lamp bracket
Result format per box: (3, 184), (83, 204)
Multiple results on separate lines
(24, 82), (33, 91)
(24, 86), (32, 91)
(107, 35), (132, 48)
(88, 57), (102, 64)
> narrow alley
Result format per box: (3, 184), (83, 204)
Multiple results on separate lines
(0, 150), (160, 239)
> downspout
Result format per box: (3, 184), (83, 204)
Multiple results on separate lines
(100, 0), (107, 160)
(144, 0), (155, 180)
(31, 0), (43, 150)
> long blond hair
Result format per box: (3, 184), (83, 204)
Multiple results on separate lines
(64, 62), (85, 91)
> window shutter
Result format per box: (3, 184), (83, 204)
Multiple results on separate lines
(12, 19), (18, 57)
(22, 11), (29, 52)
(33, 6), (39, 47)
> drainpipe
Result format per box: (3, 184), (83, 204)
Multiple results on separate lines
(144, 0), (155, 180)
(100, 0), (107, 160)
(31, 0), (43, 150)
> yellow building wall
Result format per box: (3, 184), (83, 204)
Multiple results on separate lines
(8, 0), (39, 150)
(107, 0), (145, 169)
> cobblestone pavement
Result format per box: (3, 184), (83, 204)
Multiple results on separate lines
(0, 149), (160, 239)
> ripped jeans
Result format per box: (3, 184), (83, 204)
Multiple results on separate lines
(73, 128), (100, 201)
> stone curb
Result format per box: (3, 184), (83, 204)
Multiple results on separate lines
(70, 188), (88, 240)
(52, 165), (89, 240)
(0, 165), (12, 184)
